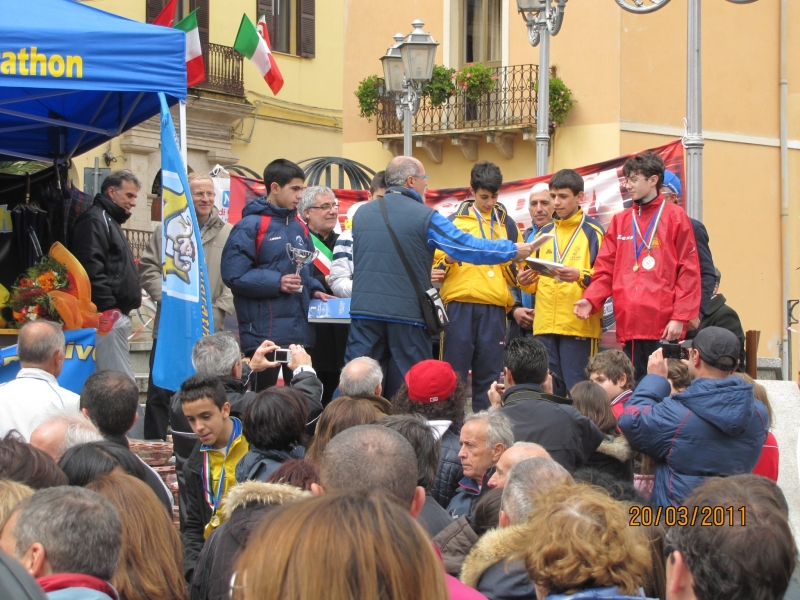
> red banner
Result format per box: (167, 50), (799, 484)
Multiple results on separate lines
(226, 140), (685, 230)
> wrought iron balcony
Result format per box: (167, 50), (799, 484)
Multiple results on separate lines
(376, 63), (540, 137)
(192, 43), (245, 97)
(124, 228), (152, 261)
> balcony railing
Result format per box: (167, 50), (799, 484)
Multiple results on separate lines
(124, 228), (152, 262)
(193, 43), (245, 97)
(377, 64), (541, 136)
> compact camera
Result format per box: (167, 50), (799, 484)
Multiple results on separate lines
(659, 340), (688, 360)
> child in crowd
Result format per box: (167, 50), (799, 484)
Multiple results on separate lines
(585, 349), (634, 419)
(179, 374), (249, 582)
(667, 359), (691, 395)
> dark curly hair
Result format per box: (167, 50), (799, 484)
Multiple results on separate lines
(390, 375), (466, 432)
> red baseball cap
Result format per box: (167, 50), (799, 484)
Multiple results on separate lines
(406, 360), (458, 404)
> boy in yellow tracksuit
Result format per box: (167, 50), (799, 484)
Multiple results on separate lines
(519, 169), (605, 398)
(434, 162), (522, 411)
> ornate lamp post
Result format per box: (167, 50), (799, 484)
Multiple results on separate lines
(614, 0), (757, 222)
(380, 21), (439, 157)
(516, 0), (568, 176)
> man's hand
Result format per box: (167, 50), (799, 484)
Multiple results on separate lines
(686, 317), (701, 332)
(513, 307), (534, 330)
(280, 274), (303, 294)
(552, 266), (580, 283)
(573, 299), (593, 320)
(287, 344), (312, 371)
(431, 269), (447, 284)
(513, 242), (535, 261)
(648, 348), (669, 378)
(313, 291), (336, 301)
(488, 381), (505, 408)
(662, 319), (685, 341)
(517, 268), (539, 287)
(541, 372), (553, 395)
(249, 340), (280, 372)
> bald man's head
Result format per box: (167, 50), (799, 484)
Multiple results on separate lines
(30, 411), (102, 460)
(385, 157), (427, 198)
(17, 321), (65, 374)
(488, 442), (551, 488)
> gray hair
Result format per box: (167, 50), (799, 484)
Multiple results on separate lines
(299, 185), (335, 218)
(465, 409), (515, 450)
(191, 332), (240, 377)
(385, 157), (420, 187)
(13, 486), (122, 580)
(339, 357), (383, 396)
(31, 409), (103, 457)
(101, 170), (140, 195)
(17, 321), (65, 366)
(501, 457), (572, 525)
(188, 172), (213, 184)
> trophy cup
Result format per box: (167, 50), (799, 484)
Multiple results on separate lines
(286, 243), (318, 292)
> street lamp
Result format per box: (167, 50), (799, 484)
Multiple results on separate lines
(380, 20), (439, 157)
(517, 0), (568, 176)
(614, 0), (756, 222)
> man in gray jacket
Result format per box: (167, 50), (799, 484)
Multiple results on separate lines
(139, 172), (234, 440)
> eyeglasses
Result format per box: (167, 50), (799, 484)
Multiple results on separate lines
(308, 203), (339, 212)
(412, 174), (429, 180)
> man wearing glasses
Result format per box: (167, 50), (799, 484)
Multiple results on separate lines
(139, 172), (235, 440)
(574, 152), (701, 384)
(299, 185), (348, 405)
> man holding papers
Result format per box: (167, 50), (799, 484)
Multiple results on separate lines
(519, 169), (605, 398)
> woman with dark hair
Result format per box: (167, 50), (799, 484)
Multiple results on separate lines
(57, 440), (146, 486)
(305, 397), (376, 464)
(571, 381), (633, 482)
(235, 387), (308, 482)
(86, 473), (186, 600)
(391, 360), (466, 508)
(0, 432), (67, 489)
(265, 459), (319, 491)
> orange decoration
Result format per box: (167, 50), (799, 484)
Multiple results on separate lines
(49, 242), (92, 301)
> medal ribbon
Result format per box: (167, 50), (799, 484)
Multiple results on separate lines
(201, 417), (241, 511)
(553, 210), (585, 263)
(632, 201), (666, 262)
(472, 206), (496, 240)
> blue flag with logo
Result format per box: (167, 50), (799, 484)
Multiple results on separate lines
(153, 93), (214, 391)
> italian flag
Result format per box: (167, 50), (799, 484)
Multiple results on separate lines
(175, 10), (205, 87)
(233, 14), (284, 95)
(310, 233), (332, 276)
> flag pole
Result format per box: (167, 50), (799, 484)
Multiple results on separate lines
(179, 100), (188, 167)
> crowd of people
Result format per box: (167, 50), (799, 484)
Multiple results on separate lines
(0, 151), (792, 600)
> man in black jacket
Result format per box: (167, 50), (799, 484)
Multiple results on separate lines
(70, 170), (142, 381)
(698, 268), (747, 372)
(488, 337), (603, 471)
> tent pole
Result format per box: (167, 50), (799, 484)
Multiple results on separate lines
(179, 100), (188, 168)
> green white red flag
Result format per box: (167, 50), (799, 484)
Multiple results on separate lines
(310, 233), (332, 276)
(233, 14), (284, 95)
(174, 10), (205, 88)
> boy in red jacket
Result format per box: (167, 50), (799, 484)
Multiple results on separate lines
(574, 152), (701, 384)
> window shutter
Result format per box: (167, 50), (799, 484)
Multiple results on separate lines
(146, 0), (165, 23)
(297, 0), (315, 58)
(257, 0), (276, 48)
(190, 0), (210, 48)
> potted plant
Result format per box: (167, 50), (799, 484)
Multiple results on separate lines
(421, 65), (456, 107)
(454, 63), (496, 101)
(354, 74), (384, 121)
(533, 75), (576, 128)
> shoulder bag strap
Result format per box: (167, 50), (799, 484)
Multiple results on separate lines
(378, 197), (431, 306)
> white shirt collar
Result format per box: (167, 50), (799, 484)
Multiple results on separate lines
(16, 367), (60, 386)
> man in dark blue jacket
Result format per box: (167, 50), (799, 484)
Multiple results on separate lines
(221, 159), (333, 390)
(346, 156), (536, 377)
(618, 326), (768, 508)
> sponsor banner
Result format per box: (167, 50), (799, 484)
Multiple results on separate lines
(0, 328), (96, 394)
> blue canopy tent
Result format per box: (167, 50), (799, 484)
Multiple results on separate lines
(0, 0), (186, 164)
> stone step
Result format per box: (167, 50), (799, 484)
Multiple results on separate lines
(130, 341), (153, 375)
(757, 357), (783, 380)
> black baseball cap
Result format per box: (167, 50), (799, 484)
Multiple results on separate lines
(680, 327), (739, 371)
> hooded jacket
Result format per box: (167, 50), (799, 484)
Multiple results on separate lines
(581, 196), (701, 342)
(460, 525), (534, 600)
(70, 193), (141, 315)
(618, 374), (769, 508)
(220, 198), (325, 353)
(190, 481), (310, 600)
(584, 435), (634, 483)
(234, 445), (304, 483)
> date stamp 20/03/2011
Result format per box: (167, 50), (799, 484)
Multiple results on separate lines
(629, 505), (746, 527)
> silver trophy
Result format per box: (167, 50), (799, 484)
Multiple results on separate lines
(286, 243), (318, 292)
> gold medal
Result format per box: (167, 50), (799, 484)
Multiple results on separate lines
(487, 269), (495, 278)
(642, 255), (656, 270)
(210, 514), (220, 528)
(633, 263), (639, 272)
